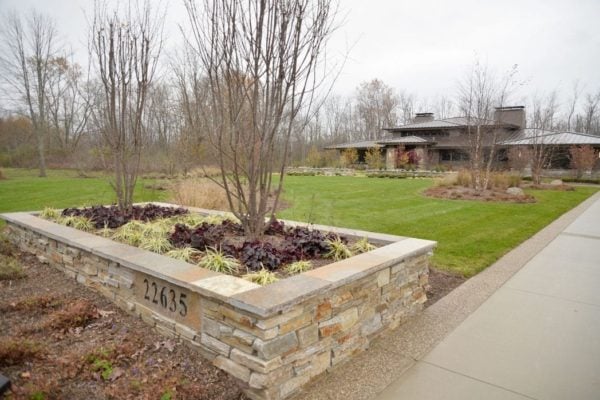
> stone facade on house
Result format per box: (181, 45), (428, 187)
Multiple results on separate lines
(1, 206), (434, 400)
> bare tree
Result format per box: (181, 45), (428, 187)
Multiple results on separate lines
(45, 56), (91, 158)
(90, 1), (164, 210)
(583, 90), (600, 135)
(457, 61), (517, 190)
(183, 0), (337, 238)
(0, 11), (60, 177)
(565, 80), (580, 131)
(355, 79), (399, 140)
(528, 91), (558, 184)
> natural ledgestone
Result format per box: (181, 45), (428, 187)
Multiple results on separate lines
(253, 332), (299, 360)
(361, 313), (382, 337)
(318, 307), (358, 337)
(297, 324), (318, 347)
(376, 268), (390, 287)
(315, 301), (332, 321)
(233, 329), (257, 346)
(214, 356), (251, 383)
(200, 333), (231, 356)
(248, 366), (293, 389)
(255, 306), (304, 330)
(230, 348), (282, 373)
(279, 312), (312, 335)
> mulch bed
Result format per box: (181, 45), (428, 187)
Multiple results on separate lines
(424, 186), (536, 203)
(0, 249), (246, 400)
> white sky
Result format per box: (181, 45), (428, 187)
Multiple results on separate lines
(2, 0), (599, 108)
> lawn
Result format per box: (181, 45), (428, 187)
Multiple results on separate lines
(1, 169), (597, 277)
(279, 176), (598, 277)
(0, 168), (166, 222)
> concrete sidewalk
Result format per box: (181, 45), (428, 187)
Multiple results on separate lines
(377, 194), (600, 400)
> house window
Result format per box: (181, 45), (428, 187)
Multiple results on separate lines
(440, 149), (469, 161)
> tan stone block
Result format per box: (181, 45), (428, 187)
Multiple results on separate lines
(391, 261), (406, 275)
(255, 306), (304, 330)
(330, 291), (353, 308)
(297, 324), (318, 347)
(279, 312), (312, 335)
(214, 355), (251, 383)
(218, 305), (256, 328)
(200, 333), (231, 356)
(376, 268), (391, 287)
(81, 263), (98, 276)
(248, 366), (293, 389)
(230, 348), (283, 373)
(253, 332), (299, 360)
(318, 307), (358, 337)
(315, 301), (332, 321)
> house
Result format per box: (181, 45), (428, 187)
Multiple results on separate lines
(326, 106), (600, 170)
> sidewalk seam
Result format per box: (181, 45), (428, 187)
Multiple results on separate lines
(419, 360), (539, 400)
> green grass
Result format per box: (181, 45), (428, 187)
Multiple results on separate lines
(0, 168), (167, 227)
(279, 176), (598, 277)
(1, 168), (597, 278)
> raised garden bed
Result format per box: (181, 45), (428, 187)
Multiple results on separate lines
(1, 202), (435, 400)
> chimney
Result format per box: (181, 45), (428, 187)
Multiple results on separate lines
(494, 106), (526, 129)
(413, 112), (435, 124)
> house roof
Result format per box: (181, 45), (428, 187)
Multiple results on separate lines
(500, 129), (600, 146)
(324, 140), (382, 150)
(377, 136), (434, 145)
(384, 116), (518, 132)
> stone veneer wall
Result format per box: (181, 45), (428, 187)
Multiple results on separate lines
(3, 211), (434, 400)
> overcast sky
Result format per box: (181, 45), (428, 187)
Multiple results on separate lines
(2, 0), (599, 109)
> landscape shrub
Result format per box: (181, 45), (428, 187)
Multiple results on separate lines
(456, 169), (472, 187)
(0, 254), (25, 281)
(169, 179), (233, 211)
(339, 148), (358, 168)
(569, 145), (599, 178)
(0, 338), (44, 367)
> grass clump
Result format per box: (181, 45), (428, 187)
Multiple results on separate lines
(0, 254), (25, 280)
(61, 215), (95, 232)
(139, 235), (173, 254)
(198, 247), (239, 274)
(352, 237), (376, 254)
(112, 221), (146, 246)
(243, 268), (279, 285)
(284, 260), (312, 275)
(166, 247), (202, 262)
(325, 236), (353, 261)
(39, 207), (61, 220)
(0, 337), (45, 367)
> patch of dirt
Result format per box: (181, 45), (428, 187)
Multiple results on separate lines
(0, 249), (246, 400)
(424, 186), (536, 203)
(425, 267), (466, 307)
